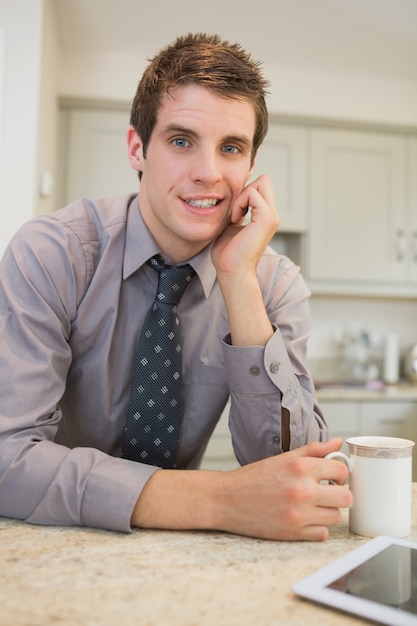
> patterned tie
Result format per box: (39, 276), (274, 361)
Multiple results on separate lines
(122, 255), (195, 468)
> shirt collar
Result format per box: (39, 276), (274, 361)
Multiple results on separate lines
(123, 196), (217, 299)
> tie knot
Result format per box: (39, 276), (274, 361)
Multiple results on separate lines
(148, 255), (195, 305)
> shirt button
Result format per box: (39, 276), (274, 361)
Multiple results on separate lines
(250, 365), (260, 376)
(273, 436), (280, 445)
(270, 361), (280, 374)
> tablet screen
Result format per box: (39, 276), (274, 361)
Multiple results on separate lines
(327, 544), (415, 613)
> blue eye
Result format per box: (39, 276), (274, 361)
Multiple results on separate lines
(222, 145), (239, 154)
(172, 137), (189, 148)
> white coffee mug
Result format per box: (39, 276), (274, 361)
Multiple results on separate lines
(326, 436), (415, 538)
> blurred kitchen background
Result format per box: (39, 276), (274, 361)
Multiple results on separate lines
(1, 0), (417, 391)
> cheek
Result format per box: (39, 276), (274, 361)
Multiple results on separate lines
(229, 174), (250, 201)
(232, 162), (253, 187)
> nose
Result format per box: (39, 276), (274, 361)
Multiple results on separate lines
(190, 147), (222, 185)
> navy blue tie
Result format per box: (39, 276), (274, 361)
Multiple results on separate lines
(122, 255), (195, 467)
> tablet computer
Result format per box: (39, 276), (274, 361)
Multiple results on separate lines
(293, 536), (417, 625)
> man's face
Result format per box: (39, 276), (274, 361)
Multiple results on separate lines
(128, 84), (256, 263)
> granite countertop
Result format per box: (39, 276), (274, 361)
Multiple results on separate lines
(2, 487), (417, 626)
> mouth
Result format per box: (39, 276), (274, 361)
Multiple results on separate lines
(184, 198), (221, 209)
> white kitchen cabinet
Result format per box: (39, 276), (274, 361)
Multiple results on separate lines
(200, 402), (238, 471)
(252, 123), (307, 232)
(307, 127), (417, 294)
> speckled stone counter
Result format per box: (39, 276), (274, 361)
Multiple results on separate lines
(2, 486), (417, 626)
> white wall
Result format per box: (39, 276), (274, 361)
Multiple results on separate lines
(0, 0), (44, 256)
(36, 0), (59, 217)
(266, 66), (417, 127)
(309, 296), (417, 361)
(58, 49), (146, 104)
(58, 51), (417, 128)
(0, 29), (5, 175)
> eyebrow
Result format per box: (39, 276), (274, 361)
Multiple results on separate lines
(160, 124), (253, 148)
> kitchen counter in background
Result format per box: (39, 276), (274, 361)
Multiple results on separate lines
(3, 487), (417, 626)
(316, 382), (417, 401)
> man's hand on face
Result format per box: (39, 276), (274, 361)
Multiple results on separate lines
(211, 174), (280, 277)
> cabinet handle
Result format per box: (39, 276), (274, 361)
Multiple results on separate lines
(396, 229), (407, 262)
(413, 231), (417, 263)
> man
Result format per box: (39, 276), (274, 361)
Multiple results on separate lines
(0, 33), (351, 541)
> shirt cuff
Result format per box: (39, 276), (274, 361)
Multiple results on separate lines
(81, 456), (158, 532)
(222, 327), (292, 394)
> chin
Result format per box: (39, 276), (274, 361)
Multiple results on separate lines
(183, 223), (224, 243)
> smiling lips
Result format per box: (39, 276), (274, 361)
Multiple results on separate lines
(185, 198), (220, 208)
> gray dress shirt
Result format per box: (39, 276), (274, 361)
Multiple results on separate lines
(0, 193), (327, 532)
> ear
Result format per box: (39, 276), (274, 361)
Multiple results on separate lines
(127, 127), (145, 173)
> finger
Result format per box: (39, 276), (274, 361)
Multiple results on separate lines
(322, 459), (350, 486)
(230, 188), (255, 224)
(299, 525), (330, 542)
(318, 482), (352, 508)
(296, 506), (343, 541)
(245, 187), (276, 225)
(289, 438), (344, 460)
(230, 177), (277, 225)
(300, 508), (343, 541)
(247, 174), (276, 209)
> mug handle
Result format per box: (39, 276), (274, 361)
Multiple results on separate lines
(324, 451), (353, 484)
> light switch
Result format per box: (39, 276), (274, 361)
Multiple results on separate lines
(39, 171), (54, 197)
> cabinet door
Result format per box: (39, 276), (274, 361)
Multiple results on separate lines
(409, 138), (417, 283)
(319, 400), (359, 454)
(200, 403), (239, 471)
(359, 401), (416, 439)
(60, 107), (137, 205)
(359, 401), (417, 480)
(252, 124), (307, 232)
(308, 128), (407, 283)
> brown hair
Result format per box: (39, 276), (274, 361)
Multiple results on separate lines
(130, 32), (270, 164)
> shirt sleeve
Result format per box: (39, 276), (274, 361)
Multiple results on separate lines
(222, 253), (327, 465)
(0, 218), (158, 532)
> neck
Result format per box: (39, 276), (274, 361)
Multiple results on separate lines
(138, 206), (210, 265)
